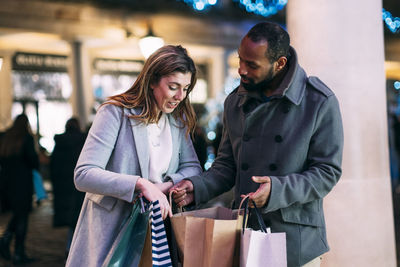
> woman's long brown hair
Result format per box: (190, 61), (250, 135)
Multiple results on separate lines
(107, 45), (197, 137)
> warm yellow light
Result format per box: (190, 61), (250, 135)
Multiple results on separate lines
(138, 25), (164, 59)
(139, 35), (164, 59)
(0, 58), (3, 71)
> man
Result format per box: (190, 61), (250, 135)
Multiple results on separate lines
(170, 22), (343, 267)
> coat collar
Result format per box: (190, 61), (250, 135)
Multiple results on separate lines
(238, 46), (307, 107)
(127, 107), (180, 180)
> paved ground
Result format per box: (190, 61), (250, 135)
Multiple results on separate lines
(0, 200), (68, 267)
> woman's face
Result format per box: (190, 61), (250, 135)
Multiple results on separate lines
(152, 72), (192, 114)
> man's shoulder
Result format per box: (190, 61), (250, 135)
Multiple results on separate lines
(307, 76), (334, 98)
(227, 86), (240, 97)
(223, 87), (240, 104)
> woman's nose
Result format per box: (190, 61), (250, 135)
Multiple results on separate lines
(174, 89), (186, 101)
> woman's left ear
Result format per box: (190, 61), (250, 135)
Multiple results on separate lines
(275, 56), (287, 72)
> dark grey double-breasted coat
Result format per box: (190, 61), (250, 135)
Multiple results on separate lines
(188, 47), (344, 267)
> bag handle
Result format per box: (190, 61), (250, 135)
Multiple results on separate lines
(168, 190), (184, 213)
(239, 195), (250, 233)
(239, 195), (268, 234)
(250, 199), (268, 233)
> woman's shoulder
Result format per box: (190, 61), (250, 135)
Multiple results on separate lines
(99, 102), (144, 117)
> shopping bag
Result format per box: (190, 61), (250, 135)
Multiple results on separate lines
(170, 203), (243, 267)
(151, 202), (173, 266)
(33, 169), (47, 201)
(102, 197), (151, 267)
(240, 198), (287, 267)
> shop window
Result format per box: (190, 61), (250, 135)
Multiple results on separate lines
(11, 52), (73, 153)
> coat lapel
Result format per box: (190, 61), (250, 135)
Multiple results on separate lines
(128, 108), (149, 179)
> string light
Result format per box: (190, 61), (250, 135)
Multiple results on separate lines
(394, 81), (400, 90)
(235, 0), (287, 17)
(181, 0), (218, 11)
(180, 0), (287, 16)
(383, 8), (400, 33)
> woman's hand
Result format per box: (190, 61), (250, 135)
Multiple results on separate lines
(154, 181), (174, 195)
(136, 178), (172, 219)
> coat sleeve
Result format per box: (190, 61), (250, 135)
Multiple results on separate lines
(74, 104), (138, 203)
(187, 99), (237, 205)
(164, 132), (202, 184)
(264, 94), (344, 212)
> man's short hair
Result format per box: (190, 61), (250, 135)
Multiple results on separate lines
(246, 22), (290, 62)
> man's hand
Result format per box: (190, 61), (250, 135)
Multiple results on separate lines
(243, 176), (271, 208)
(169, 180), (194, 207)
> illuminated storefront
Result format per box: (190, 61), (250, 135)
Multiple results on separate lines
(11, 52), (73, 152)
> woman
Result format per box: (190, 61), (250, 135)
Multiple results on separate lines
(66, 45), (202, 266)
(0, 114), (39, 265)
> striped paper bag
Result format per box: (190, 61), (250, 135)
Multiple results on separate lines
(139, 200), (172, 267)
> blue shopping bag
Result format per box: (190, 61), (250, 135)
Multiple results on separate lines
(103, 198), (172, 267)
(33, 170), (47, 201)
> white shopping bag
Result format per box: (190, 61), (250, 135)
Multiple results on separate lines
(240, 227), (286, 267)
(239, 197), (287, 267)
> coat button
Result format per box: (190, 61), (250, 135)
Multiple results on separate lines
(241, 163), (249, 170)
(243, 135), (250, 142)
(269, 163), (277, 171)
(274, 135), (283, 143)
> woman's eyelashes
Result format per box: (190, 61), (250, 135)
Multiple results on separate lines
(169, 85), (190, 91)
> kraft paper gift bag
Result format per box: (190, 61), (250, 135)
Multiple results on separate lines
(170, 205), (243, 267)
(240, 198), (287, 267)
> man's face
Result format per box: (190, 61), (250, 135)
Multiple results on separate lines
(238, 36), (277, 92)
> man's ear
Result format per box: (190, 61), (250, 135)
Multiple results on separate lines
(275, 56), (287, 72)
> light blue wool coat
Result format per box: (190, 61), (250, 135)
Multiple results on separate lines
(66, 103), (201, 267)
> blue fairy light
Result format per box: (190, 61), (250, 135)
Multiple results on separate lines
(235, 0), (287, 17)
(383, 8), (400, 33)
(181, 0), (218, 11)
(394, 81), (400, 90)
(207, 131), (216, 141)
(179, 0), (286, 16)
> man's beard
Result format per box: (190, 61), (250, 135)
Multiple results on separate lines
(241, 67), (275, 92)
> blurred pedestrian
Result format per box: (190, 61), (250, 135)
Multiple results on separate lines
(0, 114), (39, 264)
(49, 117), (86, 257)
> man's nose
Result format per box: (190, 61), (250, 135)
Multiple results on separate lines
(238, 62), (247, 76)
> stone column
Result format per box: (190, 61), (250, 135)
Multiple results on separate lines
(0, 52), (13, 130)
(287, 1), (396, 266)
(68, 40), (93, 128)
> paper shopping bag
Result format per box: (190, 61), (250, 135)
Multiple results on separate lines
(139, 200), (173, 267)
(102, 198), (151, 267)
(240, 228), (286, 267)
(138, 222), (152, 267)
(240, 198), (287, 267)
(171, 206), (243, 267)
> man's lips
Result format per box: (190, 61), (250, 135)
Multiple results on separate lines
(240, 75), (252, 83)
(241, 77), (250, 83)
